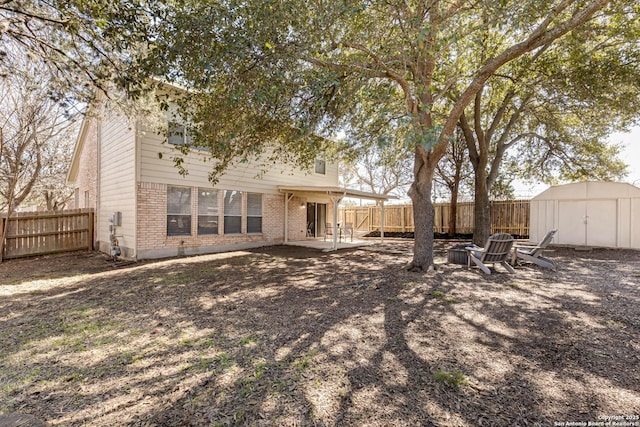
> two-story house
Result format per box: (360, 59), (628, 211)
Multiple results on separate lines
(67, 105), (387, 260)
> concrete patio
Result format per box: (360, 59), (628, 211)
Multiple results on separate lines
(284, 237), (380, 251)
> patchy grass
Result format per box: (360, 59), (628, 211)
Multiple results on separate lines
(434, 368), (468, 388)
(238, 336), (256, 346)
(0, 243), (639, 426)
(432, 290), (457, 303)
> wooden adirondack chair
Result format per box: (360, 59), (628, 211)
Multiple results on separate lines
(466, 233), (516, 275)
(511, 229), (557, 270)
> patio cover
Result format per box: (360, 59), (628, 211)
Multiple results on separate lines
(277, 185), (393, 251)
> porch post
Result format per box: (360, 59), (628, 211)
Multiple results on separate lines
(332, 196), (340, 250)
(284, 192), (293, 243)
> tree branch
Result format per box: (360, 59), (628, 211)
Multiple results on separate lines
(440, 0), (609, 146)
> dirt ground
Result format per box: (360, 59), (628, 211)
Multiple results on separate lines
(1, 240), (639, 426)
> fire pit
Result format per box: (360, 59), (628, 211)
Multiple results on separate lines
(447, 243), (473, 265)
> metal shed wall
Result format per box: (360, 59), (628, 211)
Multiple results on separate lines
(530, 181), (640, 249)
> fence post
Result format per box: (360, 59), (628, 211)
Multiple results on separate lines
(0, 216), (4, 261)
(88, 210), (94, 251)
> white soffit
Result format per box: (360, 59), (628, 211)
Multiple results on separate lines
(277, 185), (393, 201)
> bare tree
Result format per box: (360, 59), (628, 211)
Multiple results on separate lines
(341, 143), (413, 198)
(0, 53), (77, 260)
(26, 122), (76, 211)
(435, 128), (473, 236)
(0, 0), (156, 103)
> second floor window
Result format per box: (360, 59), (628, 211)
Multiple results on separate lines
(167, 122), (193, 146)
(314, 158), (326, 175)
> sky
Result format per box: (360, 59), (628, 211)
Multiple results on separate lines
(349, 125), (640, 203)
(615, 126), (640, 186)
(512, 125), (640, 199)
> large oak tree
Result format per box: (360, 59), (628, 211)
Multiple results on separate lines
(135, 0), (614, 271)
(458, 5), (639, 245)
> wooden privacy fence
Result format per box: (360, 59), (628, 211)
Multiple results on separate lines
(1, 209), (94, 260)
(339, 200), (530, 237)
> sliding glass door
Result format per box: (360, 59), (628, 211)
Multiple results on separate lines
(306, 203), (327, 238)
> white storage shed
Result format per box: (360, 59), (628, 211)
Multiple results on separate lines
(530, 181), (640, 249)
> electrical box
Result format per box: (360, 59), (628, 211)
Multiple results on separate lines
(112, 211), (122, 226)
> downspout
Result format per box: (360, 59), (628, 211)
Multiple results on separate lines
(133, 120), (141, 258)
(284, 192), (293, 243)
(96, 120), (101, 252)
(332, 196), (339, 250)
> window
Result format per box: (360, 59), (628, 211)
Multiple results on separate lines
(198, 189), (219, 235)
(84, 191), (90, 208)
(74, 188), (79, 209)
(315, 158), (326, 175)
(167, 186), (192, 236)
(223, 190), (242, 234)
(167, 122), (193, 146)
(247, 193), (262, 233)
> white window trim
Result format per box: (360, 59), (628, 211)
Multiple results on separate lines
(314, 157), (326, 175)
(167, 121), (194, 146)
(197, 188), (220, 236)
(246, 193), (263, 234)
(166, 185), (192, 237)
(223, 190), (243, 235)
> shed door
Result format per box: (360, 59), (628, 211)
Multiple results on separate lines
(558, 200), (617, 247)
(558, 200), (587, 245)
(586, 200), (617, 247)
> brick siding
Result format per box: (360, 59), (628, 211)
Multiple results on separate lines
(287, 196), (308, 241)
(136, 182), (299, 258)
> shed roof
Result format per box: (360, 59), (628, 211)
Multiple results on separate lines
(532, 181), (640, 201)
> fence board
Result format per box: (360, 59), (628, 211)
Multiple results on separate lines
(340, 200), (530, 237)
(1, 209), (95, 260)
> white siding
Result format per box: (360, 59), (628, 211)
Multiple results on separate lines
(631, 198), (640, 249)
(138, 129), (339, 194)
(97, 114), (137, 257)
(529, 199), (555, 243)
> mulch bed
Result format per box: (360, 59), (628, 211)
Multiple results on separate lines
(1, 241), (639, 426)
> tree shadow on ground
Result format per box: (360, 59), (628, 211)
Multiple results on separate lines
(0, 244), (638, 425)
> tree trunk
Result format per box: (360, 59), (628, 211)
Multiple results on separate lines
(448, 185), (458, 237)
(0, 188), (15, 263)
(447, 164), (462, 237)
(473, 171), (491, 246)
(407, 151), (437, 272)
(0, 162), (20, 262)
(0, 215), (6, 263)
(45, 191), (53, 211)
